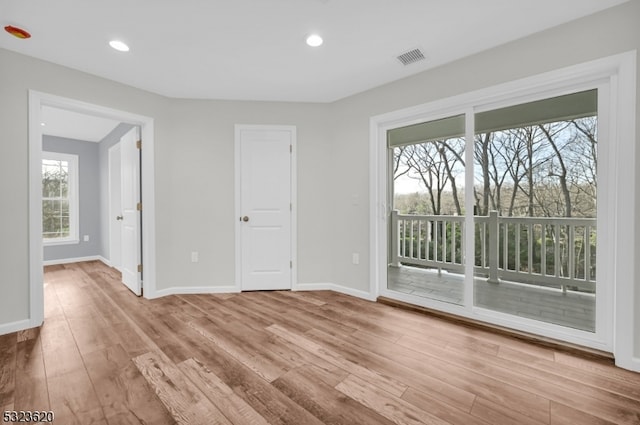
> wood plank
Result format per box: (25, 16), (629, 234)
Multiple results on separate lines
(398, 330), (640, 423)
(184, 315), (292, 382)
(272, 366), (396, 425)
(401, 387), (492, 425)
(82, 344), (174, 424)
(160, 328), (326, 425)
(346, 328), (551, 423)
(259, 291), (359, 337)
(133, 351), (232, 425)
(47, 369), (105, 424)
(335, 374), (449, 425)
(0, 333), (16, 407)
(550, 401), (620, 425)
(13, 336), (49, 411)
(39, 314), (77, 352)
(499, 345), (640, 402)
(266, 324), (408, 397)
(306, 327), (477, 412)
(178, 358), (270, 425)
(278, 290), (327, 306)
(67, 316), (120, 356)
(470, 396), (548, 425)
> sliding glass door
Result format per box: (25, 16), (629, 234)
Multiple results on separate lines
(388, 114), (467, 305)
(386, 89), (602, 337)
(472, 90), (597, 332)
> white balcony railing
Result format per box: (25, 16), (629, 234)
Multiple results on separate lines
(390, 210), (597, 292)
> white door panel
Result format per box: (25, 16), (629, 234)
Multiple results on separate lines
(120, 127), (142, 295)
(238, 127), (293, 291)
(108, 143), (122, 271)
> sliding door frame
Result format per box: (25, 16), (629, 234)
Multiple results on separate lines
(369, 51), (637, 370)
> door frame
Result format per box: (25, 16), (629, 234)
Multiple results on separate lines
(370, 51), (637, 369)
(108, 142), (123, 272)
(234, 124), (297, 291)
(28, 91), (158, 328)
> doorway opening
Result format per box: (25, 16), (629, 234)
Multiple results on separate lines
(28, 91), (157, 328)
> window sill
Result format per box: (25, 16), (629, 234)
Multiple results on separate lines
(43, 238), (80, 247)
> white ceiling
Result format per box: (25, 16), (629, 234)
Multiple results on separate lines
(40, 106), (122, 142)
(0, 0), (628, 104)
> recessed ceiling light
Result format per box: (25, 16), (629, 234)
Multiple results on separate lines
(109, 40), (130, 52)
(40, 122), (45, 126)
(306, 34), (323, 47)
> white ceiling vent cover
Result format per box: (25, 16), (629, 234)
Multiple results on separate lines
(396, 48), (425, 66)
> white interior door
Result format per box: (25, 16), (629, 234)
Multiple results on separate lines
(120, 127), (142, 295)
(108, 143), (122, 271)
(237, 126), (293, 291)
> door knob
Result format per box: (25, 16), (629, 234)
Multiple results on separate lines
(242, 216), (249, 222)
(116, 215), (123, 221)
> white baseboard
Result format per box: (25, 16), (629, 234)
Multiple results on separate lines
(149, 285), (240, 299)
(616, 356), (640, 373)
(147, 282), (375, 302)
(0, 319), (32, 336)
(295, 283), (376, 301)
(43, 255), (102, 266)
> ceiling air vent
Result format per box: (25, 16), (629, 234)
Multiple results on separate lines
(396, 48), (425, 66)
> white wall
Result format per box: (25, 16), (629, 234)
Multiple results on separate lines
(156, 99), (333, 289)
(0, 48), (168, 328)
(0, 0), (638, 361)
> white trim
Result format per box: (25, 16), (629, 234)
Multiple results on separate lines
(147, 282), (376, 302)
(234, 124), (297, 292)
(610, 50), (637, 371)
(29, 91), (158, 333)
(43, 255), (102, 266)
(42, 239), (80, 247)
(150, 285), (239, 299)
(0, 319), (33, 336)
(370, 51), (637, 370)
(295, 283), (378, 302)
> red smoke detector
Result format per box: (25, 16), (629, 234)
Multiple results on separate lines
(4, 25), (31, 39)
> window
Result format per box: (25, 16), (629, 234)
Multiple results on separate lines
(42, 152), (78, 245)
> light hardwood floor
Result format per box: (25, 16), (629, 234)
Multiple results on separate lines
(1, 261), (639, 424)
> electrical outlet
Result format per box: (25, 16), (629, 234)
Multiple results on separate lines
(83, 235), (89, 242)
(191, 252), (199, 263)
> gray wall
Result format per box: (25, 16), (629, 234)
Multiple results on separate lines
(0, 0), (638, 358)
(42, 136), (100, 262)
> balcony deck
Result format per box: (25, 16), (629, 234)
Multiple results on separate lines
(387, 265), (595, 332)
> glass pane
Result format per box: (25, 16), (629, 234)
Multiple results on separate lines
(473, 91), (597, 332)
(60, 216), (70, 237)
(61, 200), (69, 215)
(388, 114), (466, 306)
(43, 200), (61, 237)
(42, 162), (61, 198)
(59, 162), (69, 198)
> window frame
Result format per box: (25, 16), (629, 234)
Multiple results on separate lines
(42, 151), (79, 246)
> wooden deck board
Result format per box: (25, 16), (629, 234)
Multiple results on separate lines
(388, 265), (595, 331)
